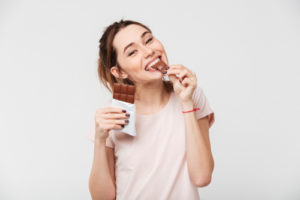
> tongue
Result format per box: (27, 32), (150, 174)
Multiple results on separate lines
(148, 67), (158, 72)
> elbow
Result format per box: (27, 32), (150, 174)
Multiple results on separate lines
(192, 175), (212, 187)
(89, 180), (116, 200)
(193, 161), (214, 187)
(91, 196), (115, 200)
(91, 191), (116, 200)
(89, 188), (116, 200)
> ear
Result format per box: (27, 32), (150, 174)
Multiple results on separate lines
(110, 66), (128, 79)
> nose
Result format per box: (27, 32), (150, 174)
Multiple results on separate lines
(141, 45), (154, 58)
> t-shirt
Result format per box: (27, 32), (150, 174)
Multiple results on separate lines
(87, 85), (215, 200)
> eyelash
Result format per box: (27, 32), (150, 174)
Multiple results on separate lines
(128, 37), (153, 56)
(146, 37), (153, 44)
(128, 50), (136, 56)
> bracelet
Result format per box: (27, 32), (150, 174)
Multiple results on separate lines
(182, 108), (200, 113)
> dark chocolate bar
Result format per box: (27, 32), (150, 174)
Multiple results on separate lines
(113, 83), (135, 104)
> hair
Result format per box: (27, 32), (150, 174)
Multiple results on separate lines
(97, 19), (173, 93)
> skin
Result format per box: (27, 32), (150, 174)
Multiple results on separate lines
(109, 24), (214, 187)
(110, 24), (171, 113)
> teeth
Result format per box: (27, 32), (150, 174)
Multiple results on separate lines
(146, 57), (160, 70)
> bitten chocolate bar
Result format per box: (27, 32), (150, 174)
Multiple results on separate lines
(151, 59), (168, 72)
(151, 59), (171, 81)
(113, 83), (135, 104)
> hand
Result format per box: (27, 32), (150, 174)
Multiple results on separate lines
(94, 107), (130, 142)
(166, 64), (197, 103)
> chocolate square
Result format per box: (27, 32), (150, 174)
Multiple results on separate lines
(113, 83), (136, 104)
(151, 60), (168, 72)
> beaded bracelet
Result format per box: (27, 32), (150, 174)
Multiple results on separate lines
(182, 108), (200, 114)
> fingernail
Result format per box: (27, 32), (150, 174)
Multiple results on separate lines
(122, 109), (126, 113)
(166, 66), (170, 70)
(126, 113), (130, 117)
(125, 119), (129, 123)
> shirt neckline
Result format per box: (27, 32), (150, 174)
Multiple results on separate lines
(136, 92), (173, 118)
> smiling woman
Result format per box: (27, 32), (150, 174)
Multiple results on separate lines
(97, 20), (173, 94)
(88, 19), (215, 200)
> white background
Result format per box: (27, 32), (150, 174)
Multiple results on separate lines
(1, 0), (299, 199)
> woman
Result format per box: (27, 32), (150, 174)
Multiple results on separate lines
(88, 19), (215, 200)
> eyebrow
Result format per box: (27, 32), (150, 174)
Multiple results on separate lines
(123, 31), (151, 53)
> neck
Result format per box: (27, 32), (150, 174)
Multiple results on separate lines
(134, 81), (170, 114)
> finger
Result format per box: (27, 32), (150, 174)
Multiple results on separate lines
(102, 123), (124, 130)
(105, 119), (129, 125)
(98, 107), (126, 114)
(166, 66), (191, 74)
(166, 69), (182, 77)
(178, 69), (191, 81)
(101, 112), (130, 119)
(168, 64), (185, 70)
(181, 77), (192, 87)
(168, 74), (180, 84)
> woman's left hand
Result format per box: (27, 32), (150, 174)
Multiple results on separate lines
(166, 64), (197, 103)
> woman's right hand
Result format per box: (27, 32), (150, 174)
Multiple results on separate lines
(94, 107), (130, 142)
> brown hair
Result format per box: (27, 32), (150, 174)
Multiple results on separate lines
(97, 19), (173, 93)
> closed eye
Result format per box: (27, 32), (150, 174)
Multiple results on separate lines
(128, 50), (136, 56)
(128, 37), (153, 56)
(146, 37), (153, 44)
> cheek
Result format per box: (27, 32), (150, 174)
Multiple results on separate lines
(119, 56), (138, 69)
(123, 57), (143, 73)
(154, 40), (165, 50)
(132, 59), (143, 72)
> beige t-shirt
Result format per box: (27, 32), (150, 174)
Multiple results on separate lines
(88, 85), (215, 199)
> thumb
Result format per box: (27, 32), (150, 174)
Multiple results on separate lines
(168, 74), (179, 84)
(168, 74), (184, 90)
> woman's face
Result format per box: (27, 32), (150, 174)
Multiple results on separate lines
(112, 24), (169, 84)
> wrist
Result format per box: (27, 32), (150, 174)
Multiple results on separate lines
(95, 138), (107, 146)
(181, 100), (194, 110)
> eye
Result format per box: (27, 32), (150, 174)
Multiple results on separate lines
(146, 37), (153, 44)
(128, 50), (136, 56)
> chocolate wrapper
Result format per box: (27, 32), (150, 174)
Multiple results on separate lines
(110, 98), (136, 137)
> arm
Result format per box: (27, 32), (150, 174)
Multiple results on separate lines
(165, 64), (214, 187)
(89, 140), (116, 200)
(181, 101), (214, 187)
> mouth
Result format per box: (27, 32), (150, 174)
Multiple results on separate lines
(145, 56), (162, 71)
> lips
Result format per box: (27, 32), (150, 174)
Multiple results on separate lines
(144, 56), (161, 71)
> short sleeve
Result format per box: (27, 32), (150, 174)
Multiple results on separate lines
(192, 86), (215, 128)
(86, 117), (115, 148)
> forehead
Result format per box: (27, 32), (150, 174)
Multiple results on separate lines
(113, 24), (149, 53)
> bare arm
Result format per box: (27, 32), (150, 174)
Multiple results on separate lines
(182, 101), (214, 187)
(89, 140), (116, 200)
(89, 106), (128, 199)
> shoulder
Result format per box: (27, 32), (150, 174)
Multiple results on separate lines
(192, 85), (205, 102)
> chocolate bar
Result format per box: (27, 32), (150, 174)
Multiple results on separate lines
(113, 83), (135, 104)
(151, 59), (168, 72)
(151, 60), (171, 81)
